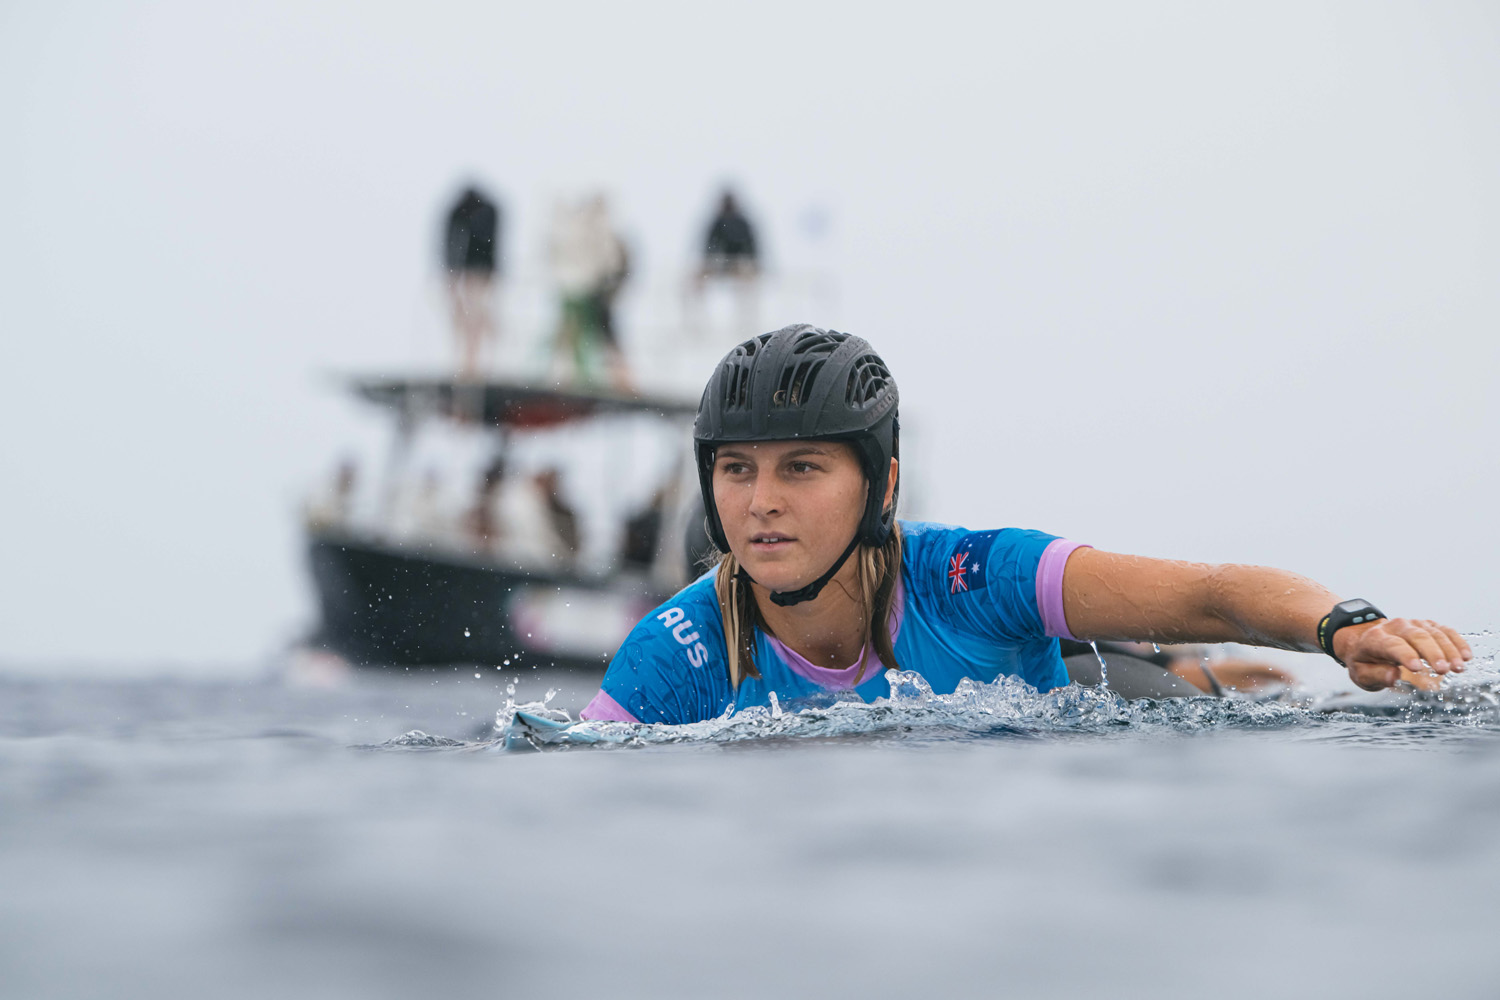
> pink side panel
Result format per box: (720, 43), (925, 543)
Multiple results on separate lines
(579, 689), (639, 723)
(1036, 539), (1092, 641)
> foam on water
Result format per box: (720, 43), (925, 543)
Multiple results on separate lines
(469, 659), (1500, 753)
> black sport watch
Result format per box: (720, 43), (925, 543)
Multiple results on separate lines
(1317, 599), (1387, 664)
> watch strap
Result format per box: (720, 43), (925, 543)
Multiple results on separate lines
(1317, 599), (1387, 664)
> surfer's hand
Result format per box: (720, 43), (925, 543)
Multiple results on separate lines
(1334, 618), (1472, 691)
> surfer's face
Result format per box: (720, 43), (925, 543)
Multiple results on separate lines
(712, 440), (866, 593)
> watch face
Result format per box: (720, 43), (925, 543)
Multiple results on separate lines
(1333, 599), (1384, 626)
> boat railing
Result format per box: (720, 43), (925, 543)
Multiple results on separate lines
(402, 267), (839, 396)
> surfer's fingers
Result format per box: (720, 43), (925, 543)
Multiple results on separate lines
(1390, 619), (1458, 674)
(1430, 621), (1473, 667)
(1402, 631), (1449, 674)
(1350, 662), (1400, 692)
(1422, 621), (1468, 672)
(1349, 621), (1415, 667)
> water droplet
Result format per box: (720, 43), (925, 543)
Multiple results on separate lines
(474, 672), (481, 679)
(1151, 642), (1161, 654)
(463, 628), (471, 638)
(1089, 640), (1109, 688)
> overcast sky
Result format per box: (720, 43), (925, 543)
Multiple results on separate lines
(2, 1), (1497, 672)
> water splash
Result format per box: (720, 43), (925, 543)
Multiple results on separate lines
(374, 647), (1500, 755)
(493, 685), (572, 750)
(1088, 641), (1109, 688)
(491, 669), (1323, 752)
(374, 730), (468, 750)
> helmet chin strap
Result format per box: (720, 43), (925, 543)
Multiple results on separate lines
(739, 533), (862, 608)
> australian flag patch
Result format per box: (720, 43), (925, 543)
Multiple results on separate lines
(946, 531), (997, 595)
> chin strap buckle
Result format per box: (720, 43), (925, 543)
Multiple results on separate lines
(755, 534), (862, 608)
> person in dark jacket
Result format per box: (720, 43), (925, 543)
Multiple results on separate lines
(700, 190), (759, 279)
(689, 189), (762, 340)
(444, 186), (503, 379)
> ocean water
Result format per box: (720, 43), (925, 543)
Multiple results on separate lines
(3, 664), (1500, 999)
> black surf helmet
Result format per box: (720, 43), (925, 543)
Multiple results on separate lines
(694, 324), (899, 605)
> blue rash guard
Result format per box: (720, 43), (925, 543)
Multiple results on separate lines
(580, 521), (1090, 726)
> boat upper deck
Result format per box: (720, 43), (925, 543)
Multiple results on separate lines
(349, 375), (699, 429)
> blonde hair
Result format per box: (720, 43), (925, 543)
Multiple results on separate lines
(712, 525), (904, 688)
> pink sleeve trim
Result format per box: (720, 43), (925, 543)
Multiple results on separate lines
(579, 689), (639, 723)
(1037, 539), (1091, 640)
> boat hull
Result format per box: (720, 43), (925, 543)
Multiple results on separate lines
(306, 529), (664, 670)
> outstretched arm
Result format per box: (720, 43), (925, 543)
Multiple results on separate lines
(1060, 548), (1472, 691)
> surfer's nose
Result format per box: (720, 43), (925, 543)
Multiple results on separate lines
(746, 473), (785, 518)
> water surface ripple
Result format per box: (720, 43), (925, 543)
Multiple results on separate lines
(3, 666), (1498, 999)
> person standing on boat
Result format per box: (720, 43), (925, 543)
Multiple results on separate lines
(700, 189), (759, 280)
(443, 185), (503, 380)
(579, 324), (1471, 725)
(689, 188), (761, 342)
(548, 194), (631, 389)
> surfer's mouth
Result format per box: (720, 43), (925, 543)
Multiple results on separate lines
(749, 533), (795, 550)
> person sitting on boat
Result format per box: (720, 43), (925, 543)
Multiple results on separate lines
(533, 467), (581, 561)
(579, 325), (1470, 725)
(304, 458), (359, 529)
(393, 467), (451, 543)
(463, 455), (508, 548)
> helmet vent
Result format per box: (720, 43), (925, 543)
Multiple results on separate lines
(791, 330), (846, 355)
(845, 354), (893, 408)
(724, 365), (752, 410)
(721, 333), (773, 411)
(776, 358), (824, 407)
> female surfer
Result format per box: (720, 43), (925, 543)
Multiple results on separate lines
(580, 325), (1470, 726)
